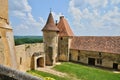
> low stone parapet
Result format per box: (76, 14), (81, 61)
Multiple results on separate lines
(0, 64), (42, 80)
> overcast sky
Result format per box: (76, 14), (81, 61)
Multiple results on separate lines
(9, 0), (120, 36)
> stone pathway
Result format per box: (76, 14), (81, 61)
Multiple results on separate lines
(113, 71), (120, 73)
(37, 63), (67, 77)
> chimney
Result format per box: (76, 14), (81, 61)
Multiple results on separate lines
(60, 16), (64, 19)
(55, 20), (58, 26)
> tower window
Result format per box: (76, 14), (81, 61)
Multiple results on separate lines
(0, 36), (1, 38)
(20, 57), (22, 65)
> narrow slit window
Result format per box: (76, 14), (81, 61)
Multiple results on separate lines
(20, 57), (22, 65)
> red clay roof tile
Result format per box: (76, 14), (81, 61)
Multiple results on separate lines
(70, 36), (120, 54)
(57, 16), (74, 36)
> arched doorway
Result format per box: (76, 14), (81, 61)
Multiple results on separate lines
(31, 52), (45, 70)
(37, 57), (44, 67)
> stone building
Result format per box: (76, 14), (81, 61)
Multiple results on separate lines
(57, 16), (74, 61)
(70, 37), (120, 69)
(43, 12), (120, 70)
(42, 12), (59, 66)
(0, 0), (18, 69)
(15, 43), (44, 71)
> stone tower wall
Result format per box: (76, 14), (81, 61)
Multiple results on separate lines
(0, 0), (9, 23)
(58, 37), (71, 61)
(0, 32), (4, 64)
(0, 0), (18, 69)
(43, 31), (58, 65)
(0, 27), (18, 69)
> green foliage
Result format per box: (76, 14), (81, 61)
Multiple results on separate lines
(14, 36), (43, 45)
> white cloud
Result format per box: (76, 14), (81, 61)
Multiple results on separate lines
(69, 0), (120, 36)
(12, 11), (26, 18)
(52, 12), (63, 23)
(9, 0), (45, 36)
(9, 0), (31, 12)
(111, 0), (120, 5)
(86, 0), (108, 8)
(9, 0), (63, 35)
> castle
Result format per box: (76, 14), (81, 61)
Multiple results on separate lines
(0, 0), (120, 73)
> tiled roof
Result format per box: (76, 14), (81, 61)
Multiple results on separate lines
(42, 12), (59, 31)
(57, 16), (74, 36)
(70, 36), (120, 54)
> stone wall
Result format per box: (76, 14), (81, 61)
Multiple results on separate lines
(15, 43), (44, 71)
(70, 49), (120, 69)
(0, 24), (18, 69)
(0, 0), (9, 23)
(0, 32), (4, 65)
(0, 64), (42, 80)
(43, 31), (58, 65)
(58, 37), (71, 61)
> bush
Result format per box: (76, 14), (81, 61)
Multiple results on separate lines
(15, 38), (43, 45)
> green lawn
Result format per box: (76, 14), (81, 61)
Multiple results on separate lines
(28, 62), (120, 80)
(27, 70), (69, 80)
(54, 62), (120, 80)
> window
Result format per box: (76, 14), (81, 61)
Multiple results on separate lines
(100, 59), (102, 64)
(0, 36), (1, 38)
(20, 57), (22, 65)
(97, 59), (102, 65)
(99, 52), (102, 57)
(61, 37), (63, 40)
(78, 56), (80, 61)
(78, 50), (80, 53)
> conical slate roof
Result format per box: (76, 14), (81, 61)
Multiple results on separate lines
(42, 12), (59, 31)
(57, 16), (74, 36)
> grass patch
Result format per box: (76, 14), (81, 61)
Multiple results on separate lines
(53, 62), (120, 80)
(27, 70), (69, 80)
(28, 62), (120, 80)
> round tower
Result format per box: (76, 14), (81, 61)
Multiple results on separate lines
(0, 0), (18, 69)
(42, 12), (59, 66)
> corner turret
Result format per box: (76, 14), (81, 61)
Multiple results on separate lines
(42, 12), (59, 66)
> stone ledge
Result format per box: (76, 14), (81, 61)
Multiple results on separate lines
(0, 64), (42, 80)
